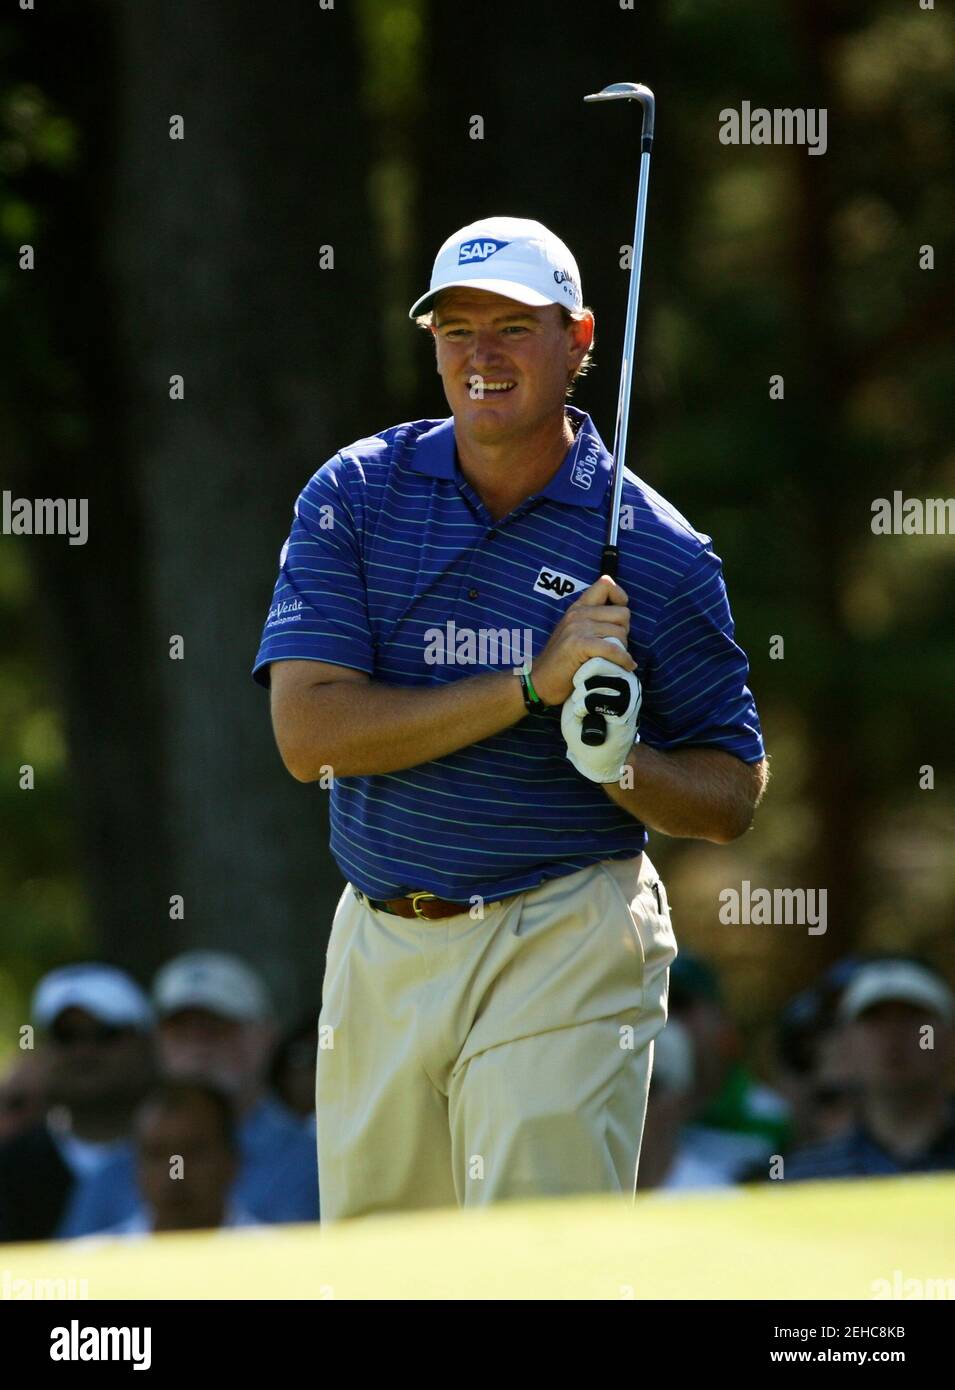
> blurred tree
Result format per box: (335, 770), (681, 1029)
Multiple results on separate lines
(1, 0), (382, 1014)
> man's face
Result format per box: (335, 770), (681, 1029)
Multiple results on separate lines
(158, 1008), (267, 1097)
(136, 1099), (236, 1231)
(45, 1007), (154, 1111)
(845, 1001), (951, 1095)
(431, 288), (593, 447)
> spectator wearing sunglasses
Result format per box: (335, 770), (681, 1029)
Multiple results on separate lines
(0, 964), (155, 1244)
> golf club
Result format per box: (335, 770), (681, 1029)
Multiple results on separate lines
(579, 81), (655, 746)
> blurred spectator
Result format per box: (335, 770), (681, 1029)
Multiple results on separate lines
(59, 951), (319, 1234)
(773, 983), (858, 1150)
(0, 1048), (49, 1144)
(638, 1020), (732, 1190)
(0, 964), (155, 1243)
(102, 1079), (257, 1234)
(666, 954), (791, 1178)
(783, 958), (955, 1181)
(810, 1028), (861, 1142)
(269, 1016), (318, 1128)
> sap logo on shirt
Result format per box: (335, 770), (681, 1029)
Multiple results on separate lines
(458, 238), (510, 264)
(534, 567), (588, 600)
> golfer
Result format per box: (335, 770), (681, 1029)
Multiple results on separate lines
(252, 216), (768, 1220)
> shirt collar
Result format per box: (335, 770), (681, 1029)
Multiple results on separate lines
(408, 406), (613, 510)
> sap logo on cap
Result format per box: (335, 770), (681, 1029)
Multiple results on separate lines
(534, 566), (588, 600)
(459, 238), (510, 265)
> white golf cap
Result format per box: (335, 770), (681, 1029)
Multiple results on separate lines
(32, 963), (154, 1032)
(408, 216), (583, 319)
(838, 960), (954, 1024)
(152, 951), (271, 1024)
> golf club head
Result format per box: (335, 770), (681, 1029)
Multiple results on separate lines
(584, 82), (655, 142)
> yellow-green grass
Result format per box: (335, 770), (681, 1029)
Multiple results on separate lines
(3, 1175), (952, 1300)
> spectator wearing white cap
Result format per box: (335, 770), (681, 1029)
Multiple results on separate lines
(782, 957), (955, 1182)
(0, 963), (155, 1244)
(59, 951), (319, 1234)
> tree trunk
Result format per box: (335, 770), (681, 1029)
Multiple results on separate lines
(6, 1), (380, 1015)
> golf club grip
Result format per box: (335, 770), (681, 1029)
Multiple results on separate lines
(581, 547), (621, 746)
(580, 710), (607, 746)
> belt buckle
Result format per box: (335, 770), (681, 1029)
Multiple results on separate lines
(409, 890), (437, 919)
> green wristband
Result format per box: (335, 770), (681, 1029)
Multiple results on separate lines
(518, 662), (549, 713)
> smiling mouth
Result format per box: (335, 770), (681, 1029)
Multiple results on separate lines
(469, 380), (517, 397)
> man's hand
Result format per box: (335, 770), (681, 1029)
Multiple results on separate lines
(561, 638), (642, 782)
(531, 575), (637, 707)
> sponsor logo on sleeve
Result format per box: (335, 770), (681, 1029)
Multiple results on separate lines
(266, 598), (305, 628)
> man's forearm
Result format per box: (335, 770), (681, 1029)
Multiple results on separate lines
(603, 745), (768, 844)
(281, 670), (528, 780)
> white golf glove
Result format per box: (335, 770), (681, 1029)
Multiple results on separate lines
(561, 638), (642, 784)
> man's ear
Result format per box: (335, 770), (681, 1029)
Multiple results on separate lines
(568, 311), (594, 366)
(578, 311), (595, 356)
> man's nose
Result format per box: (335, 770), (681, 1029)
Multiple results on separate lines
(468, 330), (506, 367)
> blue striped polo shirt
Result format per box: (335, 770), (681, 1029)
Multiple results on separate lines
(252, 405), (764, 902)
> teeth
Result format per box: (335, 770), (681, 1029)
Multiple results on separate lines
(482, 382), (515, 391)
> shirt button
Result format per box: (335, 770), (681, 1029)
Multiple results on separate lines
(468, 588), (479, 600)
(488, 529), (498, 540)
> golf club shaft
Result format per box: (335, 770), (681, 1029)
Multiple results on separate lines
(581, 85), (654, 746)
(606, 145), (652, 556)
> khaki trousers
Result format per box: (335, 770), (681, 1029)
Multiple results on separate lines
(316, 852), (677, 1220)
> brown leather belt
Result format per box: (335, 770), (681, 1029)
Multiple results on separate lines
(354, 887), (481, 921)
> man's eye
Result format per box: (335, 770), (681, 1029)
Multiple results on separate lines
(502, 326), (528, 335)
(445, 329), (470, 340)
